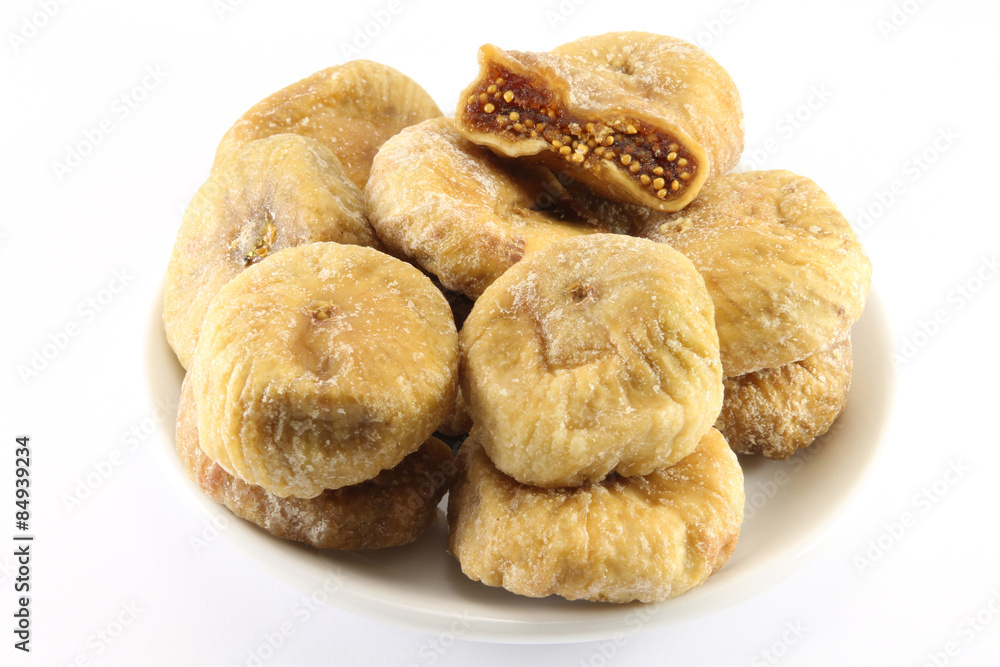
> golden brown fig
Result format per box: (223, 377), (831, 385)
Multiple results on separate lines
(191, 242), (458, 499)
(640, 170), (871, 376)
(717, 337), (853, 459)
(175, 375), (453, 549)
(460, 234), (723, 488)
(163, 134), (379, 370)
(214, 60), (442, 189)
(366, 117), (631, 299)
(454, 32), (743, 211)
(447, 428), (744, 603)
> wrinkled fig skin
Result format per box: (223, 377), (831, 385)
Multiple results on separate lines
(460, 234), (723, 488)
(163, 134), (379, 370)
(455, 33), (744, 211)
(640, 170), (872, 376)
(447, 429), (744, 603)
(214, 60), (442, 189)
(191, 242), (458, 499)
(175, 375), (454, 549)
(366, 117), (633, 300)
(717, 337), (853, 460)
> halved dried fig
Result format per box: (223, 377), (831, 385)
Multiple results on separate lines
(455, 32), (744, 211)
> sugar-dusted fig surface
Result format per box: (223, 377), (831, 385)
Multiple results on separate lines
(163, 134), (379, 370)
(366, 117), (632, 299)
(717, 336), (853, 460)
(460, 234), (723, 488)
(447, 428), (744, 603)
(175, 375), (454, 549)
(191, 242), (458, 499)
(214, 60), (442, 189)
(639, 170), (871, 376)
(455, 32), (743, 211)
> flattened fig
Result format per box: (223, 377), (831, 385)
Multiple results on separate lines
(640, 170), (871, 376)
(191, 242), (458, 500)
(460, 234), (723, 488)
(175, 375), (454, 549)
(214, 60), (442, 189)
(163, 134), (379, 369)
(366, 117), (631, 299)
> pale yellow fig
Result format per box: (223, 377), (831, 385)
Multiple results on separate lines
(191, 242), (458, 499)
(163, 134), (379, 369)
(214, 60), (441, 189)
(175, 375), (453, 549)
(640, 169), (872, 376)
(447, 428), (743, 603)
(460, 233), (723, 488)
(366, 117), (632, 300)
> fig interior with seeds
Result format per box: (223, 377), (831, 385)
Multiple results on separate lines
(460, 61), (700, 205)
(455, 34), (744, 212)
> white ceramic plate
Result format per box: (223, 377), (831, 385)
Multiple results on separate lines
(150, 291), (893, 644)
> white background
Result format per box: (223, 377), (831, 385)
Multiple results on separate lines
(2, 0), (999, 665)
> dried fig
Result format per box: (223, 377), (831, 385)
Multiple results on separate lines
(460, 234), (723, 488)
(454, 32), (743, 211)
(366, 117), (630, 299)
(640, 170), (871, 376)
(163, 134), (378, 369)
(175, 375), (453, 549)
(214, 60), (442, 189)
(717, 337), (853, 459)
(191, 242), (458, 499)
(447, 428), (744, 603)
